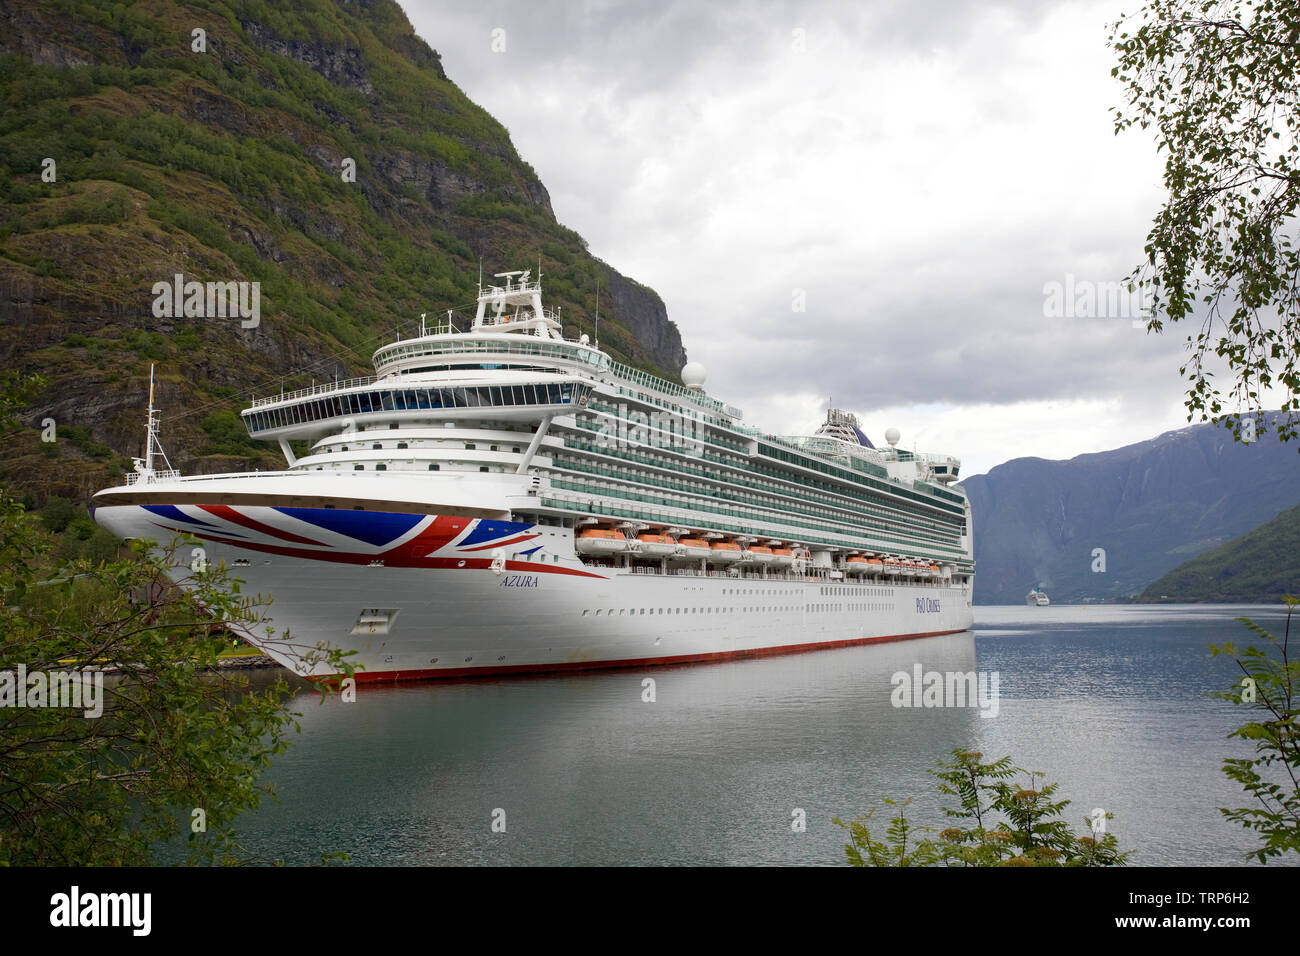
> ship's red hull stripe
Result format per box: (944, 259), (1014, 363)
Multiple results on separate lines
(197, 504), (325, 547)
(307, 628), (967, 684)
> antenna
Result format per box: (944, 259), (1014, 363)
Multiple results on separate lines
(140, 363), (175, 479)
(594, 273), (600, 348)
(420, 313), (427, 337)
(145, 363), (155, 475)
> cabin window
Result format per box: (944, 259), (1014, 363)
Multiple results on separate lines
(376, 464), (387, 471)
(354, 465), (364, 471)
(428, 464), (440, 471)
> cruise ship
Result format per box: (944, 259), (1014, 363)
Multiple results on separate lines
(92, 270), (975, 681)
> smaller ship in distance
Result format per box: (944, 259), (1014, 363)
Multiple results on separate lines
(1025, 587), (1050, 606)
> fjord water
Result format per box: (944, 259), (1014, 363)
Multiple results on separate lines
(238, 605), (1294, 866)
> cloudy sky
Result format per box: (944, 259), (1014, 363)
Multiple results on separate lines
(402, 0), (1254, 476)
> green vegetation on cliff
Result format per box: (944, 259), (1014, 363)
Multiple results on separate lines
(0, 0), (685, 510)
(1140, 504), (1300, 603)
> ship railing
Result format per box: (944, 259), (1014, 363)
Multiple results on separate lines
(248, 376), (379, 408)
(123, 469), (182, 486)
(476, 307), (562, 327)
(247, 364), (595, 411)
(123, 469), (321, 486)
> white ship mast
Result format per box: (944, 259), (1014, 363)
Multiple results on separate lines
(128, 364), (178, 485)
(472, 270), (563, 338)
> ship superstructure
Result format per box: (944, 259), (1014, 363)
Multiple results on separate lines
(93, 269), (975, 680)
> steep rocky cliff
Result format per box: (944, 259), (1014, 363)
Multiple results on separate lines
(0, 0), (686, 504)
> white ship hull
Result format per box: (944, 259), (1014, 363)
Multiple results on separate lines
(94, 270), (977, 683)
(94, 502), (973, 682)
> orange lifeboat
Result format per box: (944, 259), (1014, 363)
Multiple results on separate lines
(636, 533), (677, 556)
(677, 537), (712, 560)
(709, 540), (743, 564)
(575, 527), (628, 556)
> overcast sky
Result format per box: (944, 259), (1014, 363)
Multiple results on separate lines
(401, 0), (1262, 476)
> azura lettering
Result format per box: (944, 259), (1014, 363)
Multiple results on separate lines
(499, 574), (540, 588)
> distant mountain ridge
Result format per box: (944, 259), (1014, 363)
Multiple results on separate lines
(1139, 503), (1300, 602)
(959, 415), (1300, 604)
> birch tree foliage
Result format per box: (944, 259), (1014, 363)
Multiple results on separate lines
(1110, 0), (1300, 443)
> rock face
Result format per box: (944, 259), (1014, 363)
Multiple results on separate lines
(238, 19), (381, 94)
(960, 414), (1300, 604)
(603, 266), (687, 372)
(0, 0), (686, 502)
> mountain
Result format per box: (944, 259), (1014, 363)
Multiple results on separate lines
(0, 0), (686, 505)
(959, 414), (1300, 604)
(1138, 503), (1300, 603)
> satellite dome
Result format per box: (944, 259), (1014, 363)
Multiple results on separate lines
(579, 333), (590, 345)
(885, 427), (900, 447)
(681, 362), (707, 389)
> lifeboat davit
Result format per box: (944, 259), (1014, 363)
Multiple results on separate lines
(575, 528), (629, 556)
